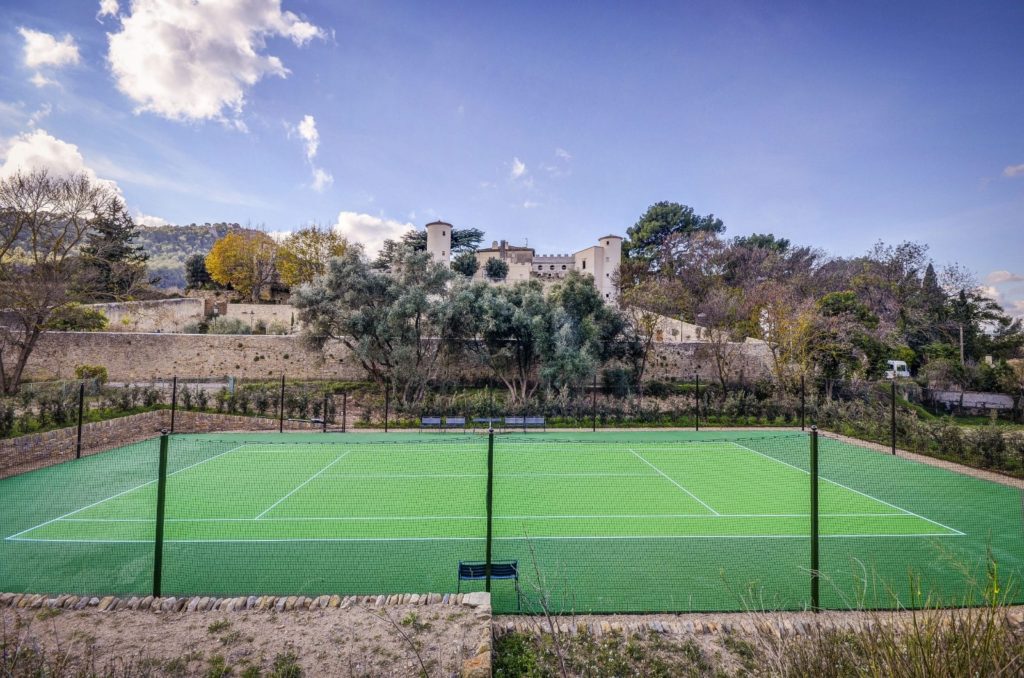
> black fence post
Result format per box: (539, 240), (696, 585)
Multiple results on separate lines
(485, 428), (494, 592)
(278, 374), (286, 433)
(153, 430), (170, 597)
(322, 392), (328, 433)
(695, 373), (700, 432)
(75, 381), (85, 459)
(384, 382), (390, 433)
(800, 374), (806, 431)
(891, 380), (897, 455)
(169, 376), (177, 434)
(810, 426), (820, 612)
(341, 391), (347, 433)
(592, 372), (597, 432)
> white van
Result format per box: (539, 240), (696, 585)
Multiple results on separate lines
(885, 360), (910, 379)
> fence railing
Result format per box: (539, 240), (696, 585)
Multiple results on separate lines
(1, 428), (1021, 614)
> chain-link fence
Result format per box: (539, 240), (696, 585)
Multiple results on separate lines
(2, 429), (1021, 614)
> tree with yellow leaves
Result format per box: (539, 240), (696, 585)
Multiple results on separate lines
(277, 226), (348, 288)
(205, 230), (278, 302)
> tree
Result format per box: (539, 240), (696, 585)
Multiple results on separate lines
(277, 226), (348, 288)
(80, 198), (150, 300)
(733, 233), (790, 252)
(466, 273), (629, 404)
(0, 170), (119, 394)
(184, 253), (213, 289)
(623, 201), (725, 266)
(205, 230), (278, 302)
(374, 226), (484, 268)
(293, 248), (470, 405)
(451, 251), (479, 278)
(485, 257), (509, 281)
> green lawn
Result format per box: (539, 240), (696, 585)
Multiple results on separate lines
(1, 431), (1020, 613)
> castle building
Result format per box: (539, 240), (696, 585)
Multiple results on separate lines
(424, 221), (622, 303)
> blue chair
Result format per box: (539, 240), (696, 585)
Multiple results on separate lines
(457, 560), (521, 610)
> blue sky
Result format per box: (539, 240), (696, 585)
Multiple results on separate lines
(1, 0), (1022, 314)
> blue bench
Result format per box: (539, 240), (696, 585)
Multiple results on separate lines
(444, 416), (466, 431)
(420, 416), (442, 430)
(504, 416), (546, 431)
(457, 560), (520, 610)
(472, 417), (501, 429)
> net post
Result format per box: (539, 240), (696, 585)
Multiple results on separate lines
(322, 392), (328, 433)
(592, 372), (597, 432)
(278, 374), (286, 433)
(485, 428), (494, 592)
(810, 425), (820, 612)
(384, 382), (390, 433)
(170, 375), (177, 434)
(890, 380), (897, 455)
(75, 381), (85, 459)
(800, 374), (806, 431)
(694, 372), (700, 432)
(342, 390), (347, 433)
(153, 429), (170, 597)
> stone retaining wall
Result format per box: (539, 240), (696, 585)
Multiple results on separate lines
(24, 331), (773, 382)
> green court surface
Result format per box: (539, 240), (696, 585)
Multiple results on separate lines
(1, 430), (1021, 613)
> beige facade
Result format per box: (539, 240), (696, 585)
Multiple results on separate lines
(426, 223), (623, 302)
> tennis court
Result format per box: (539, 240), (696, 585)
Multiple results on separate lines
(1, 430), (1021, 613)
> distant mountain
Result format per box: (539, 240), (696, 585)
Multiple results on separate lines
(137, 223), (243, 289)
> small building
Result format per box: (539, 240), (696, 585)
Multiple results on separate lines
(424, 221), (622, 302)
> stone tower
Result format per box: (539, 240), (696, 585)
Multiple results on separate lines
(597, 234), (623, 302)
(425, 221), (452, 266)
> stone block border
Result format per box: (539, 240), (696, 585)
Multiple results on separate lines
(0, 591), (492, 677)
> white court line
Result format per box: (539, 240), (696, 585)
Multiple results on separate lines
(728, 442), (966, 536)
(628, 448), (720, 515)
(5, 532), (962, 544)
(254, 449), (355, 519)
(5, 442), (250, 541)
(55, 512), (910, 523)
(315, 472), (660, 479)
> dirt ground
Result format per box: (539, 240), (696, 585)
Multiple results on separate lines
(1, 601), (488, 677)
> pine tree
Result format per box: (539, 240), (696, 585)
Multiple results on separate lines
(81, 198), (149, 300)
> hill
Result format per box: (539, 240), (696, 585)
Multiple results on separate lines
(137, 223), (241, 289)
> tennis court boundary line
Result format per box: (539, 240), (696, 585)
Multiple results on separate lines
(628, 448), (720, 515)
(4, 442), (251, 541)
(4, 532), (963, 544)
(254, 448), (355, 519)
(728, 442), (965, 536)
(48, 512), (928, 522)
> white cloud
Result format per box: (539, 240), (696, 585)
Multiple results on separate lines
(554, 147), (571, 161)
(332, 211), (414, 256)
(1003, 164), (1024, 178)
(19, 28), (81, 69)
(311, 167), (333, 191)
(97, 0), (119, 19)
(28, 104), (52, 127)
(522, 200), (540, 209)
(134, 211), (168, 227)
(295, 114), (320, 160)
(0, 128), (121, 197)
(30, 73), (58, 88)
(106, 0), (324, 124)
(290, 114), (331, 191)
(510, 157), (526, 179)
(985, 270), (1024, 285)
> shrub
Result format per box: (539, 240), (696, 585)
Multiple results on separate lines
(74, 364), (108, 386)
(182, 320), (209, 334)
(266, 321), (290, 335)
(207, 317), (252, 335)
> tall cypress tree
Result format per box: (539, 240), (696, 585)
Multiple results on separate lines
(81, 198), (150, 300)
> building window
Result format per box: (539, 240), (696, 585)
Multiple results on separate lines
(442, 251), (446, 256)
(582, 260), (586, 269)
(606, 256), (609, 262)
(550, 265), (555, 270)
(561, 265), (566, 270)
(443, 231), (446, 236)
